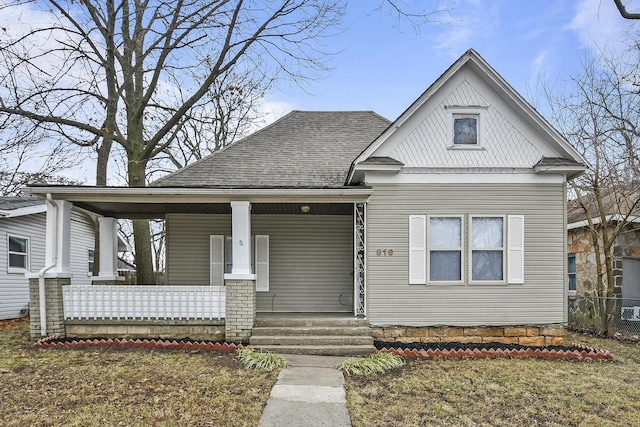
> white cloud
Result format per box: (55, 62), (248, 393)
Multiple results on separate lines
(434, 0), (500, 57)
(569, 0), (634, 57)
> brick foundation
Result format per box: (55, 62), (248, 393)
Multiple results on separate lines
(29, 277), (70, 338)
(370, 324), (565, 346)
(224, 279), (256, 343)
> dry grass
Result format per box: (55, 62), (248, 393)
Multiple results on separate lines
(346, 332), (640, 427)
(0, 318), (278, 427)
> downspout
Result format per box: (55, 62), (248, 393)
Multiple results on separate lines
(37, 194), (58, 336)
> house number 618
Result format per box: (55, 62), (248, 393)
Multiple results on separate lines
(376, 249), (393, 256)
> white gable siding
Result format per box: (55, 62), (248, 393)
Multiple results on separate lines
(0, 210), (94, 320)
(376, 74), (556, 170)
(366, 183), (565, 327)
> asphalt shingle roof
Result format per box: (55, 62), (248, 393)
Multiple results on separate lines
(0, 196), (44, 211)
(153, 111), (391, 188)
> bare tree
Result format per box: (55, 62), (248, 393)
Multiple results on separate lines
(545, 49), (640, 334)
(0, 0), (345, 283)
(0, 0), (450, 282)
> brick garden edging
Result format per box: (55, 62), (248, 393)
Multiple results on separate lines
(377, 342), (613, 360)
(34, 336), (612, 360)
(34, 336), (243, 352)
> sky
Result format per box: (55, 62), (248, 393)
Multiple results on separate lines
(265, 0), (639, 122)
(2, 0), (639, 185)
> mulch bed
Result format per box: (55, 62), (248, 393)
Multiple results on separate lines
(34, 335), (243, 352)
(375, 340), (613, 360)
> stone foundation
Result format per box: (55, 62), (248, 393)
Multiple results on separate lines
(65, 320), (225, 341)
(371, 324), (565, 346)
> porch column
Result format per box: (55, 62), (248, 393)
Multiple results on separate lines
(224, 201), (256, 343)
(51, 200), (73, 276)
(230, 201), (253, 276)
(27, 198), (74, 338)
(92, 217), (124, 283)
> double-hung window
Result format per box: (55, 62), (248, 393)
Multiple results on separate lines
(8, 235), (29, 273)
(211, 235), (269, 291)
(409, 215), (524, 285)
(428, 216), (463, 283)
(470, 216), (504, 282)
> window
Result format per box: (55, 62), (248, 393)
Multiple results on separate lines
(211, 235), (269, 291)
(409, 215), (523, 285)
(8, 235), (29, 272)
(568, 253), (576, 292)
(470, 216), (504, 281)
(453, 115), (478, 145)
(428, 216), (463, 282)
(88, 249), (95, 275)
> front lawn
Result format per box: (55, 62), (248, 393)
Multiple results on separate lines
(345, 332), (640, 426)
(0, 318), (278, 427)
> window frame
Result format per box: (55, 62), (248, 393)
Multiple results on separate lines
(568, 253), (577, 293)
(468, 215), (506, 284)
(427, 215), (464, 285)
(445, 106), (487, 150)
(8, 234), (30, 273)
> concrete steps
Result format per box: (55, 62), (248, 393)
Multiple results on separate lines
(250, 316), (375, 356)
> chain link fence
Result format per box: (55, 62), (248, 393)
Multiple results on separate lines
(569, 294), (640, 338)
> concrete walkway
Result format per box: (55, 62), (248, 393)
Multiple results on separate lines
(258, 354), (352, 427)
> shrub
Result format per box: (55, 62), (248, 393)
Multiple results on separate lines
(336, 351), (405, 376)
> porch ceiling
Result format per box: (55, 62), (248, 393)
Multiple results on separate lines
(72, 201), (354, 217)
(25, 186), (370, 218)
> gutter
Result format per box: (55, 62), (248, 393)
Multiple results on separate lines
(37, 194), (58, 336)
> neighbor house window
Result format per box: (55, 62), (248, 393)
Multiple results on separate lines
(8, 235), (29, 272)
(88, 249), (95, 275)
(428, 216), (463, 282)
(453, 115), (478, 145)
(470, 216), (504, 281)
(568, 253), (576, 292)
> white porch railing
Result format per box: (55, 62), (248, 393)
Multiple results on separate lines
(62, 285), (226, 321)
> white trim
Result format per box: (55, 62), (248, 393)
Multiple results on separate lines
(567, 214), (640, 230)
(224, 273), (256, 281)
(210, 235), (224, 287)
(364, 172), (565, 184)
(25, 186), (374, 204)
(2, 204), (46, 218)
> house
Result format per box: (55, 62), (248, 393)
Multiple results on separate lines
(567, 196), (640, 324)
(25, 50), (586, 350)
(0, 196), (95, 320)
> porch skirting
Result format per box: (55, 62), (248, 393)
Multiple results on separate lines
(370, 324), (565, 346)
(65, 319), (225, 341)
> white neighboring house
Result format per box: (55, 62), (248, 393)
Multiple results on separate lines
(0, 197), (96, 320)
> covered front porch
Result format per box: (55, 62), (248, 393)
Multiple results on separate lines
(25, 186), (369, 342)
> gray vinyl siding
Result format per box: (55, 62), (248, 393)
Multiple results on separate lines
(166, 214), (353, 312)
(0, 211), (94, 320)
(366, 183), (565, 327)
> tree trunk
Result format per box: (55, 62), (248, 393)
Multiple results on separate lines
(127, 157), (155, 284)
